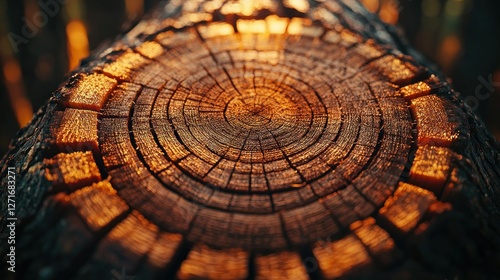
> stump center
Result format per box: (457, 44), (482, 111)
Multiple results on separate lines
(226, 90), (292, 130)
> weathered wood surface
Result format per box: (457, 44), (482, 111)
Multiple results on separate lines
(1, 0), (500, 279)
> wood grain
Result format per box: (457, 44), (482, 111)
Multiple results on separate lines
(1, 0), (500, 279)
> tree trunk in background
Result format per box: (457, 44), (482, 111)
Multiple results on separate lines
(1, 0), (500, 279)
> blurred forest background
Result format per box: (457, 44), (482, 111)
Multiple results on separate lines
(1, 0), (499, 158)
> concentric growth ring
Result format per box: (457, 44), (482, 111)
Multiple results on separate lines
(13, 1), (495, 278)
(96, 20), (413, 250)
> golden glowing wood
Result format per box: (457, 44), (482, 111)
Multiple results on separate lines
(379, 182), (437, 235)
(2, 0), (500, 279)
(68, 180), (129, 232)
(55, 108), (99, 152)
(411, 95), (460, 146)
(44, 151), (101, 192)
(409, 145), (454, 195)
(61, 73), (116, 111)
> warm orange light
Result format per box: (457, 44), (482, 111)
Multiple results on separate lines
(220, 0), (276, 16)
(3, 60), (22, 83)
(494, 70), (500, 91)
(66, 20), (89, 70)
(198, 22), (234, 38)
(438, 35), (461, 71)
(265, 15), (289, 34)
(35, 55), (54, 81)
(379, 0), (400, 25)
(236, 19), (267, 34)
(135, 41), (165, 59)
(241, 0), (254, 16)
(3, 59), (33, 127)
(284, 0), (310, 13)
(125, 0), (144, 18)
(361, 0), (380, 13)
(287, 18), (306, 35)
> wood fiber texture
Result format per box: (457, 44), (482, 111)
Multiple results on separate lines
(1, 0), (500, 279)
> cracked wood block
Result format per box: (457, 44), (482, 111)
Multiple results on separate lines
(410, 95), (464, 147)
(60, 73), (117, 111)
(378, 182), (437, 237)
(76, 211), (158, 279)
(68, 180), (129, 232)
(44, 151), (102, 192)
(1, 0), (500, 279)
(255, 251), (310, 280)
(350, 217), (403, 267)
(409, 145), (455, 195)
(135, 231), (183, 278)
(177, 245), (248, 280)
(54, 108), (99, 152)
(313, 234), (372, 279)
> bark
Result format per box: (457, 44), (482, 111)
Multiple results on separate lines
(1, 0), (500, 279)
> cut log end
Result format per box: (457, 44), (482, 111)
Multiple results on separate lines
(1, 0), (500, 279)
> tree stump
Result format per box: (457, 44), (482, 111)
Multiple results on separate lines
(1, 0), (500, 279)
